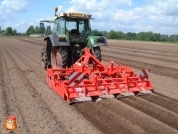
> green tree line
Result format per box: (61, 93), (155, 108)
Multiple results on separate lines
(0, 27), (23, 36)
(0, 25), (52, 36)
(92, 30), (178, 43)
(26, 25), (52, 35)
(0, 26), (177, 43)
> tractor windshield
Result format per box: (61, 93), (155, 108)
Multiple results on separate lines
(57, 17), (91, 35)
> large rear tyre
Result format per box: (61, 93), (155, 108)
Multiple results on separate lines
(51, 46), (69, 68)
(41, 47), (47, 69)
(93, 46), (101, 61)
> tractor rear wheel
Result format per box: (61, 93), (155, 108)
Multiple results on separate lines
(51, 46), (69, 68)
(41, 47), (47, 69)
(93, 46), (101, 61)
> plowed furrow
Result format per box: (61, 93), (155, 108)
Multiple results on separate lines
(102, 46), (178, 58)
(73, 99), (178, 134)
(120, 96), (178, 130)
(3, 38), (178, 134)
(140, 93), (178, 113)
(17, 38), (45, 46)
(9, 39), (178, 133)
(102, 55), (178, 79)
(1, 40), (68, 134)
(14, 39), (178, 79)
(0, 41), (32, 134)
(2, 38), (101, 134)
(73, 101), (141, 134)
(109, 43), (178, 55)
(0, 44), (10, 117)
(101, 49), (178, 64)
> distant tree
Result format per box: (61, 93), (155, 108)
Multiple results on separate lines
(92, 30), (99, 36)
(35, 26), (41, 34)
(116, 31), (125, 39)
(46, 25), (52, 35)
(160, 34), (168, 42)
(22, 33), (26, 36)
(17, 32), (22, 36)
(107, 30), (118, 39)
(169, 34), (178, 42)
(153, 33), (161, 41)
(0, 30), (5, 35)
(6, 27), (13, 35)
(100, 31), (107, 36)
(26, 25), (35, 35)
(137, 32), (147, 40)
(12, 29), (17, 36)
(126, 32), (136, 40)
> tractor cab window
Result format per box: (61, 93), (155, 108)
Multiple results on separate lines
(66, 21), (77, 31)
(65, 18), (91, 35)
(52, 23), (57, 34)
(79, 21), (85, 34)
(80, 19), (91, 35)
(58, 17), (65, 34)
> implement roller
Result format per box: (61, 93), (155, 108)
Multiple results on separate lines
(46, 47), (153, 103)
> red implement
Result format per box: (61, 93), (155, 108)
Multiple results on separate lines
(46, 48), (153, 103)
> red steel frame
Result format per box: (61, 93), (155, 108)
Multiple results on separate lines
(46, 48), (153, 102)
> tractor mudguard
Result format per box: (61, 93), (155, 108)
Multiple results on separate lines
(87, 36), (108, 48)
(44, 33), (60, 46)
(44, 34), (70, 47)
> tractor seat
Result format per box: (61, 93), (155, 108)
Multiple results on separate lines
(70, 29), (79, 35)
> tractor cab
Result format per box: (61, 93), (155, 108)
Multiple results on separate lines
(53, 12), (92, 48)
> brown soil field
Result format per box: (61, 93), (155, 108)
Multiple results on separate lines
(0, 37), (178, 134)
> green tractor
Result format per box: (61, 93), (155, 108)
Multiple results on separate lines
(41, 7), (108, 69)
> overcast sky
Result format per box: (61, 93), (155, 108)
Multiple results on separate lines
(0, 0), (177, 35)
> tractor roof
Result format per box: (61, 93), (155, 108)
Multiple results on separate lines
(54, 12), (92, 19)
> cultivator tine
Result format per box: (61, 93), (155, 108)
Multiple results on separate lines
(139, 88), (153, 94)
(75, 97), (92, 102)
(120, 92), (135, 96)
